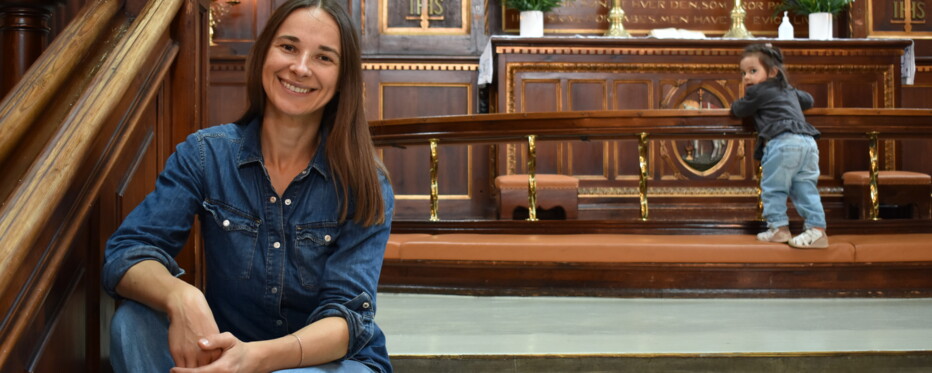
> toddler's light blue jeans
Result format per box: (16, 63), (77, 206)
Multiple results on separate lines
(110, 300), (373, 373)
(760, 132), (826, 230)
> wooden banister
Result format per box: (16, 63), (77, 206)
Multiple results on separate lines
(0, 0), (119, 166)
(0, 0), (183, 333)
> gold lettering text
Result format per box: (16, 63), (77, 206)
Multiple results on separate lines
(430, 0), (443, 16)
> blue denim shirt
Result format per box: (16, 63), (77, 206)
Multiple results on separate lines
(102, 117), (394, 372)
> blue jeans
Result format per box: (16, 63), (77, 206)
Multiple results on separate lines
(110, 301), (374, 373)
(760, 133), (826, 230)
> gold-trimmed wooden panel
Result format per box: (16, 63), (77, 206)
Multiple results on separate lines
(378, 82), (473, 119)
(380, 0), (470, 35)
(505, 63), (895, 113)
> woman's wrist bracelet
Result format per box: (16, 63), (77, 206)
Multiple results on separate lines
(291, 333), (304, 367)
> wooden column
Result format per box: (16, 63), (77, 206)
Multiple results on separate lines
(0, 4), (52, 97)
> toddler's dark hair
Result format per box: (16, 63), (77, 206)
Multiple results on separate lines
(743, 43), (789, 88)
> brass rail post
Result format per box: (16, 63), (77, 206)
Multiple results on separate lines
(527, 135), (538, 221)
(638, 132), (649, 221)
(756, 163), (764, 221)
(867, 131), (880, 220)
(429, 138), (440, 221)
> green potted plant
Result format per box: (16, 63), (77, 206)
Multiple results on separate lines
(777, 0), (855, 40)
(505, 0), (563, 37)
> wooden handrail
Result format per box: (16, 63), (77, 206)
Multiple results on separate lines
(0, 0), (184, 310)
(0, 0), (119, 165)
(371, 108), (932, 225)
(369, 108), (932, 145)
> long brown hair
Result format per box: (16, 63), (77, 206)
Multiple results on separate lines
(236, 0), (387, 226)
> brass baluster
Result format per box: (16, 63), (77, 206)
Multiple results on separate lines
(429, 138), (440, 221)
(638, 132), (649, 221)
(527, 135), (538, 222)
(867, 131), (880, 220)
(756, 163), (764, 221)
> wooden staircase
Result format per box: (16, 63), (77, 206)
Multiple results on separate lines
(0, 0), (208, 370)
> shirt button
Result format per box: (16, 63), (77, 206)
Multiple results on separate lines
(269, 196), (277, 203)
(271, 287), (278, 294)
(301, 170), (308, 175)
(324, 235), (332, 242)
(273, 241), (281, 249)
(284, 199), (292, 206)
(276, 320), (283, 326)
(222, 220), (230, 227)
(362, 302), (370, 309)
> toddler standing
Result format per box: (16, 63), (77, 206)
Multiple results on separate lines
(731, 43), (828, 249)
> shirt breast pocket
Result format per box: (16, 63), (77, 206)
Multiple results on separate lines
(294, 223), (340, 289)
(202, 200), (261, 279)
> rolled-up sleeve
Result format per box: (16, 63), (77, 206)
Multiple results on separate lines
(308, 172), (394, 359)
(102, 133), (205, 299)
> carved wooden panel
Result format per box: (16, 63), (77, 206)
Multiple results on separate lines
(866, 0), (931, 37)
(491, 38), (908, 206)
(361, 59), (486, 219)
(380, 0), (469, 35)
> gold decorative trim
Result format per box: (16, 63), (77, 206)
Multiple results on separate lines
(658, 140), (686, 181)
(380, 0), (470, 35)
(917, 66), (932, 73)
(578, 186), (843, 198)
(495, 46), (905, 58)
(506, 143), (516, 174)
(360, 0), (366, 35)
(670, 139), (736, 177)
(505, 63), (896, 113)
(363, 63), (479, 71)
(884, 65), (895, 108)
(884, 139), (896, 171)
(866, 0), (932, 38)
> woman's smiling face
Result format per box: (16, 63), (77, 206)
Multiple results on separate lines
(262, 7), (341, 123)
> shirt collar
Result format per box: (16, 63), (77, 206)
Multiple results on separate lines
(237, 116), (332, 181)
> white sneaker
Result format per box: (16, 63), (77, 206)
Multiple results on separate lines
(789, 228), (829, 249)
(757, 227), (791, 243)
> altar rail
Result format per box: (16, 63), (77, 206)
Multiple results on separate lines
(371, 109), (932, 297)
(371, 108), (932, 229)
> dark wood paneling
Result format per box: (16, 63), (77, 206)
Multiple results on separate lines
(380, 260), (932, 298)
(613, 82), (651, 110)
(521, 80), (560, 112)
(568, 80), (606, 111)
(358, 58), (486, 219)
(208, 56), (248, 126)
